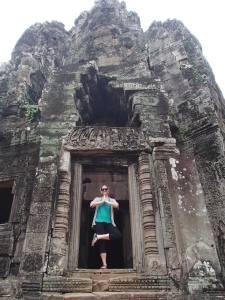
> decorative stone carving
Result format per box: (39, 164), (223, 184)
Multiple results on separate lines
(109, 276), (171, 292)
(42, 276), (92, 293)
(138, 152), (158, 256)
(47, 150), (71, 275)
(65, 126), (148, 151)
(18, 52), (38, 86)
(48, 170), (71, 275)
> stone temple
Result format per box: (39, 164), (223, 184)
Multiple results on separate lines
(1, 0), (225, 299)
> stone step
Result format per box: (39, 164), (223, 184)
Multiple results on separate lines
(42, 291), (179, 300)
(42, 275), (174, 294)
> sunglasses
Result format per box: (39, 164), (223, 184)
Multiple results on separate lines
(101, 188), (108, 191)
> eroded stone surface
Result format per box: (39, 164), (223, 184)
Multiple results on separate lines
(0, 0), (225, 299)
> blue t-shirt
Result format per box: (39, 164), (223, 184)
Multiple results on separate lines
(95, 197), (112, 223)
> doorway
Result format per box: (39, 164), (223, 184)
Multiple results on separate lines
(0, 181), (14, 224)
(78, 166), (133, 269)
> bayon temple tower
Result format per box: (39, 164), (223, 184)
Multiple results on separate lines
(0, 0), (225, 299)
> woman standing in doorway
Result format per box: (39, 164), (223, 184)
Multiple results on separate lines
(90, 185), (122, 269)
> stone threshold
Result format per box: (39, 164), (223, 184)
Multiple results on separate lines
(70, 268), (136, 278)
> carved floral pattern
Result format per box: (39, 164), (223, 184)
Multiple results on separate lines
(66, 126), (148, 150)
(138, 152), (158, 255)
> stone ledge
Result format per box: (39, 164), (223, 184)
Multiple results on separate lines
(109, 276), (172, 292)
(42, 276), (92, 293)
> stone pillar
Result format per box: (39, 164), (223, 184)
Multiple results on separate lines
(19, 160), (57, 298)
(67, 162), (82, 272)
(166, 153), (223, 293)
(128, 164), (144, 272)
(152, 141), (181, 281)
(138, 152), (158, 255)
(138, 151), (167, 275)
(48, 151), (71, 275)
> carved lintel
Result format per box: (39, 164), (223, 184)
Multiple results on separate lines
(65, 126), (148, 151)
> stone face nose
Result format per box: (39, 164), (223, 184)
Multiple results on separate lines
(71, 0), (142, 65)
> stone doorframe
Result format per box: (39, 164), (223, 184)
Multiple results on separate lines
(48, 126), (174, 276)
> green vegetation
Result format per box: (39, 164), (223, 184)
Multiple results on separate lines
(170, 106), (178, 115)
(177, 123), (190, 140)
(18, 91), (39, 122)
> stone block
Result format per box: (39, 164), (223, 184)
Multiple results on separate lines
(0, 280), (11, 297)
(26, 215), (50, 233)
(0, 234), (14, 255)
(0, 279), (23, 298)
(0, 257), (10, 277)
(166, 153), (221, 274)
(20, 252), (45, 273)
(30, 202), (52, 215)
(24, 233), (48, 252)
(32, 186), (53, 202)
(92, 279), (109, 292)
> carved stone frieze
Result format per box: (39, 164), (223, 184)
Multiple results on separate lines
(109, 276), (171, 292)
(65, 126), (148, 151)
(42, 276), (92, 293)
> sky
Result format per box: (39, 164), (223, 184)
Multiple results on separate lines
(0, 0), (224, 97)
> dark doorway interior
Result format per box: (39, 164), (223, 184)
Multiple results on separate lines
(0, 184), (13, 224)
(78, 199), (132, 269)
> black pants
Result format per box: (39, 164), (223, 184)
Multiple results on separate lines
(95, 222), (122, 253)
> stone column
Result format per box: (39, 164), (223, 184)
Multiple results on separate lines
(138, 152), (158, 255)
(128, 164), (144, 272)
(19, 160), (57, 298)
(138, 151), (167, 275)
(166, 152), (223, 293)
(48, 151), (71, 275)
(152, 141), (180, 280)
(67, 162), (82, 272)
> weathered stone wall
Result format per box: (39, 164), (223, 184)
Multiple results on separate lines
(0, 0), (225, 299)
(145, 18), (225, 283)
